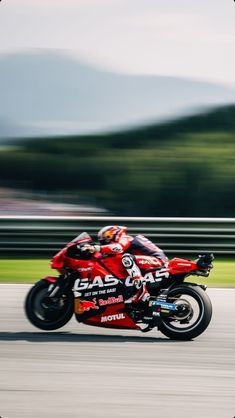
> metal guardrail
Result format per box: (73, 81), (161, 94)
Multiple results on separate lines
(0, 216), (234, 257)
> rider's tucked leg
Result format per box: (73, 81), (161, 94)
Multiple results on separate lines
(121, 254), (150, 304)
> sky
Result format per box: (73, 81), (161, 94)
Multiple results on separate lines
(0, 0), (235, 85)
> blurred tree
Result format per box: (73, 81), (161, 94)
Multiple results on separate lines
(1, 104), (235, 216)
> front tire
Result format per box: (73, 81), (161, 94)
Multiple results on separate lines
(25, 280), (74, 331)
(158, 284), (212, 340)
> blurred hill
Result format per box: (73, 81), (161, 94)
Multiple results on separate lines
(1, 50), (235, 138)
(1, 104), (235, 216)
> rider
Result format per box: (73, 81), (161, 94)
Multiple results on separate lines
(81, 225), (168, 304)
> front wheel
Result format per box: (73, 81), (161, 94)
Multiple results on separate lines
(25, 280), (74, 331)
(158, 284), (212, 340)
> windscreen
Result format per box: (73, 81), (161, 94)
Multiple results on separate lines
(71, 232), (92, 243)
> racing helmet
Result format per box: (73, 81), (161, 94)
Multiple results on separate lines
(97, 225), (127, 244)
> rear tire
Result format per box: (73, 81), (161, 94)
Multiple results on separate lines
(158, 284), (212, 340)
(25, 280), (74, 331)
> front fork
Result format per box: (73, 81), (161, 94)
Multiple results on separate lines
(43, 274), (72, 298)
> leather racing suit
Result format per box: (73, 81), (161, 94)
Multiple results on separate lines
(83, 230), (168, 303)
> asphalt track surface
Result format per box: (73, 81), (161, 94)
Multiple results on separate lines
(0, 285), (234, 418)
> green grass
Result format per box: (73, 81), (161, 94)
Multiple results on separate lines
(0, 259), (52, 283)
(0, 259), (234, 287)
(200, 259), (235, 288)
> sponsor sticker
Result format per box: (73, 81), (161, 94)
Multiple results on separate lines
(101, 313), (125, 323)
(73, 268), (170, 294)
(74, 275), (119, 292)
(138, 258), (161, 266)
(99, 295), (123, 306)
(76, 294), (123, 313)
(110, 244), (122, 252)
(122, 256), (133, 268)
(77, 267), (93, 272)
(152, 301), (177, 311)
(77, 298), (99, 312)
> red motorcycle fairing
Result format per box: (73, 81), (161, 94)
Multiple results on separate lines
(95, 253), (129, 279)
(72, 255), (168, 330)
(98, 254), (164, 278)
(24, 230), (214, 340)
(43, 276), (58, 283)
(135, 256), (198, 276)
(49, 238), (201, 332)
(51, 233), (92, 270)
(135, 255), (163, 271)
(80, 304), (139, 330)
(169, 258), (198, 275)
(50, 246), (69, 270)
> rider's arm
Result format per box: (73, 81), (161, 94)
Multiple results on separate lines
(100, 235), (132, 255)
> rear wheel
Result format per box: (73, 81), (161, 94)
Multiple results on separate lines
(25, 280), (74, 331)
(158, 284), (212, 340)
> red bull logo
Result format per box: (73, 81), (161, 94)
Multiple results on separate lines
(99, 295), (123, 306)
(75, 298), (99, 313)
(80, 298), (99, 311)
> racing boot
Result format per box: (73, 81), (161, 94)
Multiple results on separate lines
(125, 279), (150, 304)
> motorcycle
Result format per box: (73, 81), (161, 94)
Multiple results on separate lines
(25, 232), (214, 340)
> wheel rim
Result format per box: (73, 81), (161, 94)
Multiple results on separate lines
(161, 289), (204, 333)
(33, 288), (68, 323)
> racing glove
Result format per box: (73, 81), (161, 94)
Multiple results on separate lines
(80, 244), (101, 253)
